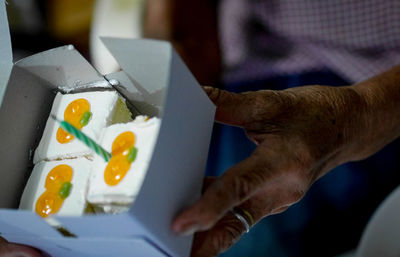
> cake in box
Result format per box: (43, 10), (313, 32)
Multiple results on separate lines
(23, 87), (162, 217)
(87, 116), (160, 211)
(33, 91), (132, 164)
(19, 158), (92, 217)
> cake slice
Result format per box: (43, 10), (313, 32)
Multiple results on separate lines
(87, 116), (160, 209)
(33, 91), (132, 163)
(19, 158), (92, 217)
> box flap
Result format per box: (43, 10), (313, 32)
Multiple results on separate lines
(55, 212), (147, 238)
(101, 37), (216, 257)
(15, 45), (104, 90)
(49, 236), (168, 257)
(105, 70), (163, 117)
(0, 66), (56, 208)
(0, 0), (13, 105)
(128, 43), (215, 257)
(2, 235), (84, 257)
(5, 235), (168, 257)
(0, 210), (61, 237)
(101, 37), (169, 113)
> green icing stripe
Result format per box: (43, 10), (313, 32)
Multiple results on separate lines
(60, 120), (112, 162)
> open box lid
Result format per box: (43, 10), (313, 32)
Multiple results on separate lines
(0, 0), (13, 104)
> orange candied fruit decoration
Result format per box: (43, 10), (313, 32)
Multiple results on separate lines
(64, 98), (90, 129)
(35, 191), (63, 218)
(45, 164), (73, 191)
(56, 98), (91, 144)
(104, 154), (131, 186)
(35, 164), (73, 218)
(56, 127), (75, 144)
(104, 131), (137, 186)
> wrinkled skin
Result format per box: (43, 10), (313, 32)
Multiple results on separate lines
(173, 85), (373, 257)
(0, 237), (41, 257)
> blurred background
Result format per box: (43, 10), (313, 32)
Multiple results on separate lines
(7, 0), (93, 61)
(6, 0), (400, 257)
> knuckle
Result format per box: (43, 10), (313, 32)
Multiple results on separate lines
(247, 90), (297, 131)
(290, 188), (306, 204)
(192, 245), (217, 257)
(223, 226), (242, 247)
(230, 171), (264, 202)
(249, 92), (270, 119)
(213, 224), (243, 253)
(231, 176), (252, 202)
(272, 205), (289, 214)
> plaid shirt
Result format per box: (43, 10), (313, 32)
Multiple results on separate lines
(220, 0), (400, 83)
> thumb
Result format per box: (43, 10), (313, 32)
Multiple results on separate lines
(203, 86), (255, 126)
(0, 237), (42, 257)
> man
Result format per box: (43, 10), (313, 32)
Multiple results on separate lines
(4, 65), (399, 257)
(2, 1), (400, 256)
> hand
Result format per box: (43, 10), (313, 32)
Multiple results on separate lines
(172, 85), (368, 257)
(0, 237), (42, 257)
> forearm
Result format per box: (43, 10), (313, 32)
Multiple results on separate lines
(144, 0), (222, 85)
(143, 0), (174, 40)
(350, 65), (400, 160)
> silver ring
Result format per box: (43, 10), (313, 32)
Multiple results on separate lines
(231, 208), (251, 233)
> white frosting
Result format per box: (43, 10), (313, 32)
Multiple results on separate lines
(33, 91), (119, 163)
(19, 159), (92, 217)
(87, 116), (160, 205)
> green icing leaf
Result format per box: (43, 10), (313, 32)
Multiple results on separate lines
(127, 147), (138, 163)
(59, 182), (72, 199)
(80, 111), (92, 127)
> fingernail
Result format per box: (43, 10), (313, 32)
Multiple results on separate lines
(202, 86), (214, 95)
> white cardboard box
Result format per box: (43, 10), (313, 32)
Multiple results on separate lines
(0, 1), (215, 257)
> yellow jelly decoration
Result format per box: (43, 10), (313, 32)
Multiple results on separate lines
(104, 132), (138, 186)
(35, 164), (73, 218)
(56, 98), (92, 144)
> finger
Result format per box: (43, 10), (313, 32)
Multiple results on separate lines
(143, 0), (173, 39)
(203, 86), (255, 126)
(202, 176), (217, 193)
(0, 238), (42, 257)
(189, 192), (271, 257)
(190, 211), (247, 257)
(238, 181), (301, 220)
(0, 237), (7, 245)
(190, 189), (299, 257)
(190, 178), (306, 257)
(172, 151), (271, 234)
